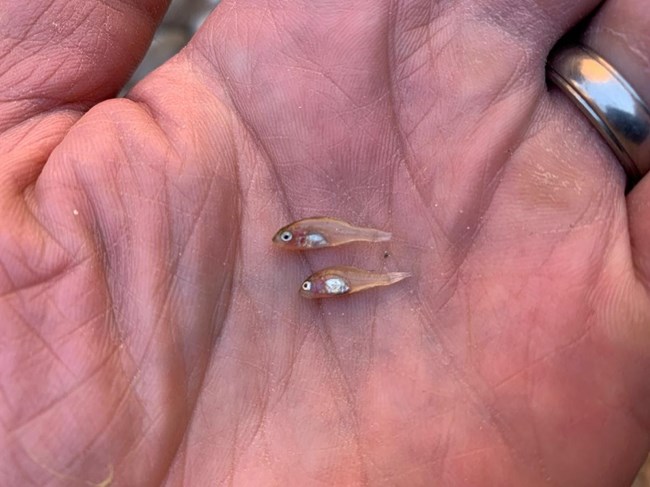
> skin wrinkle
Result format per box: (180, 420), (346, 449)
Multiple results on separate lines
(414, 273), (535, 479)
(128, 170), (233, 485)
(0, 257), (75, 302)
(59, 396), (140, 482)
(3, 342), (69, 432)
(489, 319), (596, 394)
(158, 120), (240, 485)
(526, 334), (595, 484)
(309, 299), (368, 485)
(440, 117), (526, 251)
(218, 298), (275, 460)
(51, 308), (108, 350)
(10, 310), (75, 380)
(224, 417), (239, 487)
(0, 113), (72, 151)
(526, 361), (552, 487)
(226, 379), (266, 484)
(438, 406), (457, 479)
(481, 49), (538, 114)
(259, 398), (282, 485)
(0, 385), (13, 431)
(386, 1), (451, 254)
(114, 413), (165, 469)
(10, 344), (121, 438)
(389, 5), (526, 283)
(401, 285), (459, 422)
(21, 450), (76, 487)
(392, 7), (459, 100)
(74, 113), (172, 365)
(505, 313), (593, 477)
(533, 184), (615, 278)
(267, 319), (311, 410)
(196, 56), (299, 228)
(233, 375), (272, 484)
(364, 296), (379, 450)
(0, 104), (87, 143)
(60, 182), (140, 485)
(19, 3), (59, 46)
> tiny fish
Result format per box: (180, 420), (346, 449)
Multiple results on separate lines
(272, 217), (391, 250)
(300, 266), (411, 298)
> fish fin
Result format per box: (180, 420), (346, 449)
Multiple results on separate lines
(385, 272), (412, 285)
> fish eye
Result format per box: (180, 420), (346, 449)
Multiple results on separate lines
(280, 231), (293, 242)
(302, 281), (312, 291)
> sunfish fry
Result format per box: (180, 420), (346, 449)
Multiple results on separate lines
(300, 266), (411, 298)
(272, 217), (391, 250)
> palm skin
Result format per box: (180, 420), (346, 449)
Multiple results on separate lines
(1, 0), (649, 485)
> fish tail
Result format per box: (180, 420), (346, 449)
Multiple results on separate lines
(363, 228), (392, 242)
(384, 271), (412, 285)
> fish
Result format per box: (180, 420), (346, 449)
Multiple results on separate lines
(272, 217), (391, 250)
(300, 266), (411, 298)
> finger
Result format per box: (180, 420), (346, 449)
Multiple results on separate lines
(582, 0), (650, 286)
(0, 0), (170, 133)
(629, 177), (650, 287)
(592, 1), (650, 426)
(576, 0), (650, 462)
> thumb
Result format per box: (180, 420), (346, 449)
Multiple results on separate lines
(0, 0), (169, 133)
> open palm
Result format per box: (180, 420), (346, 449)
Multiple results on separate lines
(2, 0), (649, 485)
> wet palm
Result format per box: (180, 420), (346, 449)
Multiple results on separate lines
(1, 0), (649, 485)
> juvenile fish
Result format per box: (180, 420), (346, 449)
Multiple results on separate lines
(272, 217), (391, 250)
(300, 266), (411, 298)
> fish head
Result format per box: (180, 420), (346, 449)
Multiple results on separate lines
(300, 278), (318, 297)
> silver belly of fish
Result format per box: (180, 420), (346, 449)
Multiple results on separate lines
(324, 277), (350, 294)
(306, 233), (328, 247)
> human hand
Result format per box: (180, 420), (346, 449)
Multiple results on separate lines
(1, 0), (649, 485)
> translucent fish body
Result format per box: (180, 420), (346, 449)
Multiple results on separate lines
(300, 266), (411, 298)
(272, 217), (391, 250)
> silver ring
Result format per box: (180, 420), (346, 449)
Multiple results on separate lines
(547, 45), (650, 184)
